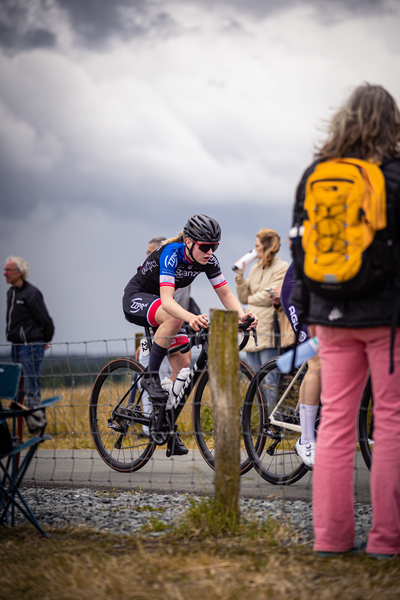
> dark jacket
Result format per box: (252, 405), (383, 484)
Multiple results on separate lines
(6, 281), (54, 344)
(291, 157), (400, 328)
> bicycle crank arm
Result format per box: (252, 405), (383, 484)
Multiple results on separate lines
(114, 434), (125, 450)
(149, 404), (171, 446)
(266, 438), (281, 456)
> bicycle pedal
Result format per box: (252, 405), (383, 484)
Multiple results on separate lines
(266, 440), (280, 456)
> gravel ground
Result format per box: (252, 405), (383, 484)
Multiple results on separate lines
(12, 487), (373, 545)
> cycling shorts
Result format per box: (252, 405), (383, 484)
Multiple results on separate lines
(123, 288), (189, 349)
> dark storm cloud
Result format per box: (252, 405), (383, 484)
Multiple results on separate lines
(0, 0), (56, 52)
(0, 0), (398, 223)
(0, 25), (55, 51)
(186, 0), (395, 21)
(1, 0), (394, 54)
(0, 0), (178, 52)
(57, 0), (175, 48)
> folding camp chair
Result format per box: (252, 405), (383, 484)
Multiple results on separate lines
(0, 362), (62, 536)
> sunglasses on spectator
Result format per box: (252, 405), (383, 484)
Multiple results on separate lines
(196, 242), (219, 253)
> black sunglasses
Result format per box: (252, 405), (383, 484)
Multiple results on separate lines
(196, 242), (219, 253)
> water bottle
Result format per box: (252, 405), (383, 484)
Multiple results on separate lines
(276, 337), (319, 373)
(232, 249), (257, 271)
(161, 377), (173, 409)
(169, 367), (191, 409)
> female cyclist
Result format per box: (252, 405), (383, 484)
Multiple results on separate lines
(122, 214), (258, 455)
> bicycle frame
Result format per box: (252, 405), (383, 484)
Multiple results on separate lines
(111, 322), (253, 442)
(111, 329), (209, 442)
(152, 339), (208, 433)
(89, 319), (258, 474)
(267, 361), (307, 434)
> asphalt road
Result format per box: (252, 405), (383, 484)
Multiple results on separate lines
(25, 449), (371, 503)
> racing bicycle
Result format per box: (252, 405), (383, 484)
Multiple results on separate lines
(89, 321), (264, 474)
(242, 356), (374, 485)
(242, 356), (316, 485)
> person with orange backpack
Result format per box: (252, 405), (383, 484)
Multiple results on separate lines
(290, 84), (400, 559)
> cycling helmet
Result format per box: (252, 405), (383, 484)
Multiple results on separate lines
(183, 214), (221, 243)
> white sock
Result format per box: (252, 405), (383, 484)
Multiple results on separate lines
(299, 404), (319, 444)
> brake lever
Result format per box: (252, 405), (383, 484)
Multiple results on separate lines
(238, 316), (258, 349)
(185, 324), (209, 349)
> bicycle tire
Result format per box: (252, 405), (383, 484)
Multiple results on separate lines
(242, 357), (310, 485)
(357, 376), (373, 471)
(192, 359), (266, 475)
(89, 358), (156, 472)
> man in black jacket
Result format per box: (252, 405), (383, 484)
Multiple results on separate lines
(4, 256), (54, 422)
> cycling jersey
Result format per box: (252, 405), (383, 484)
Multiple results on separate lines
(130, 242), (226, 295)
(123, 242), (227, 327)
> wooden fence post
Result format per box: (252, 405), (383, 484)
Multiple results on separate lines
(208, 308), (240, 518)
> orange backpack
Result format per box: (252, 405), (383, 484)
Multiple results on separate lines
(301, 158), (388, 297)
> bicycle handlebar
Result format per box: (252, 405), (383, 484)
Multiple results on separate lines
(178, 316), (257, 354)
(238, 316), (258, 351)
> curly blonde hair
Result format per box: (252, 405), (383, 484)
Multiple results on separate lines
(315, 83), (400, 162)
(256, 229), (281, 269)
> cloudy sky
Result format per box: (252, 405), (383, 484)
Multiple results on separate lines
(1, 0), (400, 351)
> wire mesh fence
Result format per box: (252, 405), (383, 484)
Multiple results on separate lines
(0, 336), (372, 535)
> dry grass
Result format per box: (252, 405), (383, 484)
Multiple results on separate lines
(40, 386), (93, 449)
(36, 386), (197, 450)
(0, 524), (399, 600)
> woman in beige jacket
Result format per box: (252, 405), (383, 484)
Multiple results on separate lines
(235, 228), (290, 408)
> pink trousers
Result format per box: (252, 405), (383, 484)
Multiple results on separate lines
(313, 325), (400, 555)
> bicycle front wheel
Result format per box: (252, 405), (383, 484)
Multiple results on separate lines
(192, 359), (266, 475)
(358, 376), (373, 471)
(89, 358), (156, 472)
(243, 357), (310, 485)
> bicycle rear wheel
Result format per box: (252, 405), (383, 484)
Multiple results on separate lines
(243, 357), (310, 485)
(89, 358), (156, 472)
(357, 376), (373, 471)
(192, 359), (266, 475)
